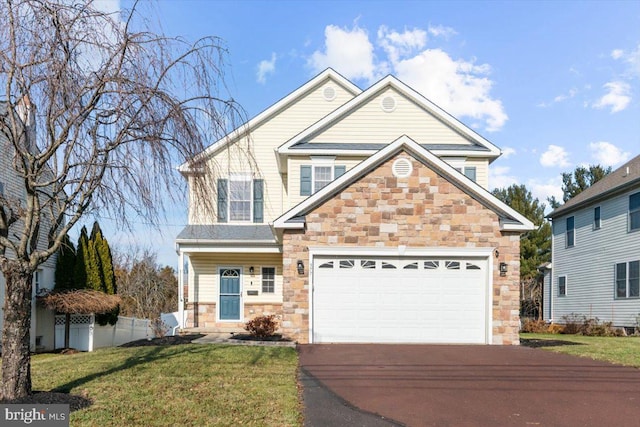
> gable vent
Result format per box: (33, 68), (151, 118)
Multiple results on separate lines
(392, 158), (413, 178)
(323, 86), (336, 101)
(381, 95), (397, 112)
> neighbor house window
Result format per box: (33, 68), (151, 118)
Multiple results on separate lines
(33, 270), (41, 295)
(594, 206), (601, 230)
(566, 216), (575, 247)
(616, 260), (640, 299)
(229, 174), (252, 221)
(558, 276), (567, 297)
(630, 192), (640, 231)
(261, 267), (275, 293)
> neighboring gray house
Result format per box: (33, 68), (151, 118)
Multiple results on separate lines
(544, 155), (640, 328)
(1, 100), (57, 351)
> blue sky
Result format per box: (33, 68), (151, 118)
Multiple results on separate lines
(99, 0), (640, 268)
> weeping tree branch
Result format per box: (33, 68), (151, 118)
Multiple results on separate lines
(0, 0), (245, 400)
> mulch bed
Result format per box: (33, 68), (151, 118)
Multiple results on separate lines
(119, 333), (205, 347)
(230, 334), (292, 342)
(520, 338), (583, 348)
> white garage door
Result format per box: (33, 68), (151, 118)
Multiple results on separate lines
(312, 256), (489, 344)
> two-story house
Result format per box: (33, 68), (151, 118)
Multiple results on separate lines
(544, 155), (640, 329)
(175, 69), (533, 345)
(1, 100), (57, 351)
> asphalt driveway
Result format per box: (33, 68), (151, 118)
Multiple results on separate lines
(299, 344), (640, 427)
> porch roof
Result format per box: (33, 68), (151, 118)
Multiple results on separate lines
(176, 224), (277, 243)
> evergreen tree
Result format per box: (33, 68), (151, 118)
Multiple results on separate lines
(548, 164), (612, 208)
(73, 226), (90, 289)
(54, 234), (77, 290)
(492, 184), (551, 280)
(91, 222), (116, 295)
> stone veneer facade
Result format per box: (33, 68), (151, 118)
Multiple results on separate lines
(185, 302), (283, 329)
(281, 151), (522, 345)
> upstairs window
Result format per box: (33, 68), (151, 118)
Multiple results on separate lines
(566, 216), (575, 248)
(594, 206), (601, 230)
(300, 163), (346, 196)
(630, 192), (640, 231)
(217, 176), (263, 223)
(314, 166), (332, 193)
(229, 175), (252, 221)
(463, 167), (477, 182)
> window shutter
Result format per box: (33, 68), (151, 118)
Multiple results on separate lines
(217, 179), (228, 223)
(334, 165), (346, 179)
(464, 167), (477, 182)
(253, 179), (264, 223)
(300, 165), (312, 196)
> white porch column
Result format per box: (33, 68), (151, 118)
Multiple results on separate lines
(178, 250), (185, 328)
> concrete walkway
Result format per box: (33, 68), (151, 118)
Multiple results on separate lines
(192, 333), (296, 347)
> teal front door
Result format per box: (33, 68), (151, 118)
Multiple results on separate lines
(220, 269), (241, 320)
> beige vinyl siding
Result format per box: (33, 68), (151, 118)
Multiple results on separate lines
(550, 187), (640, 327)
(287, 156), (366, 208)
(188, 253), (283, 304)
(308, 87), (475, 146)
(189, 78), (356, 224)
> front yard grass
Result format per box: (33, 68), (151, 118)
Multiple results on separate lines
(521, 333), (640, 367)
(28, 344), (301, 426)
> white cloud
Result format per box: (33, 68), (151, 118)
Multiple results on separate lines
(625, 44), (640, 78)
(589, 141), (631, 166)
(540, 145), (570, 168)
(377, 26), (427, 63)
(553, 88), (578, 103)
(527, 177), (563, 209)
(489, 166), (518, 190)
(394, 49), (507, 131)
(308, 24), (376, 81)
(593, 81), (631, 113)
(611, 49), (624, 60)
(257, 53), (277, 84)
(427, 25), (457, 39)
(308, 23), (508, 132)
(501, 147), (516, 158)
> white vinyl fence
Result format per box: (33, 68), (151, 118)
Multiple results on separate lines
(55, 314), (153, 352)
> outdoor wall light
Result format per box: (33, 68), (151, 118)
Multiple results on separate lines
(249, 266), (255, 275)
(499, 262), (508, 277)
(297, 260), (305, 275)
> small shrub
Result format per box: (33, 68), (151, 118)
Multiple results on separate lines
(560, 313), (621, 336)
(521, 319), (549, 333)
(151, 318), (168, 338)
(546, 323), (565, 334)
(244, 315), (278, 338)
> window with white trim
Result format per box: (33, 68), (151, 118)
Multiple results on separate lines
(33, 270), (41, 295)
(630, 192), (640, 231)
(616, 260), (639, 299)
(314, 166), (332, 193)
(594, 206), (601, 230)
(558, 276), (567, 297)
(566, 216), (575, 247)
(229, 174), (252, 221)
(261, 267), (275, 293)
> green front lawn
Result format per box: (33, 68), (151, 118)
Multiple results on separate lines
(29, 344), (301, 426)
(521, 333), (640, 367)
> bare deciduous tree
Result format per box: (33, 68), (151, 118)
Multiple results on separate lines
(115, 249), (177, 321)
(0, 0), (241, 399)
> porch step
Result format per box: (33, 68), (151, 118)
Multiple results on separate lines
(181, 326), (245, 335)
